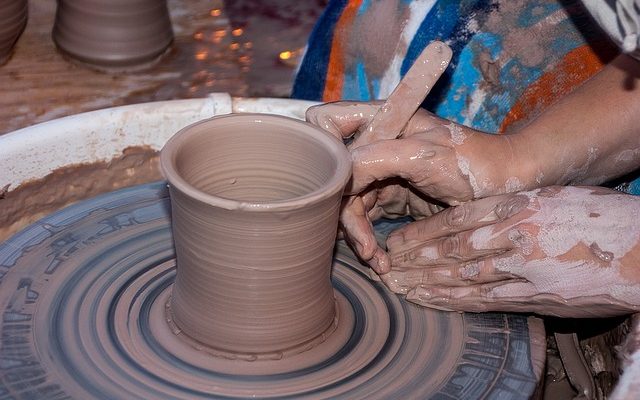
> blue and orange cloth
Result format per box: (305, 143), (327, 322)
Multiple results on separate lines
(292, 0), (640, 192)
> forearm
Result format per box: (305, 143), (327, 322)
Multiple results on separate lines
(514, 54), (640, 187)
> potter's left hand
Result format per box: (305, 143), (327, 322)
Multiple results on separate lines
(307, 101), (524, 274)
(383, 186), (640, 318)
(307, 101), (524, 202)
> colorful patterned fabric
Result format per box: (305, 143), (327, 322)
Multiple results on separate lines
(292, 0), (640, 191)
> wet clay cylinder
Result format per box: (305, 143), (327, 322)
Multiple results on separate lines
(160, 114), (352, 357)
(52, 0), (173, 70)
(0, 0), (27, 66)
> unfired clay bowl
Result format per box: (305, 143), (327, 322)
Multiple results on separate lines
(160, 113), (351, 358)
(52, 0), (173, 70)
(0, 0), (27, 65)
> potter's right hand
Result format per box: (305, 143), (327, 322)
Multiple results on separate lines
(307, 101), (531, 273)
(383, 186), (640, 318)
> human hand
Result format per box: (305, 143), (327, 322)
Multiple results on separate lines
(307, 101), (528, 203)
(307, 101), (530, 273)
(383, 186), (640, 318)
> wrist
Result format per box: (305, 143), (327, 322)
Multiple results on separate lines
(499, 128), (561, 192)
(458, 132), (542, 197)
(504, 133), (545, 191)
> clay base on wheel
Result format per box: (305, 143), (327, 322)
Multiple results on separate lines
(54, 45), (174, 74)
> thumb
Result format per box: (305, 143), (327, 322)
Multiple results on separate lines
(306, 101), (381, 140)
(340, 196), (391, 274)
(347, 137), (437, 195)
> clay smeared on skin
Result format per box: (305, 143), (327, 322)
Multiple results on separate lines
(447, 123), (466, 145)
(455, 155), (482, 199)
(161, 114), (351, 358)
(385, 187), (640, 317)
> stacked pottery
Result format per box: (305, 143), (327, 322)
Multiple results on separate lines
(161, 114), (351, 358)
(52, 0), (173, 71)
(0, 0), (28, 65)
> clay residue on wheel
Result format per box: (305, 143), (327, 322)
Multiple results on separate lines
(0, 145), (160, 242)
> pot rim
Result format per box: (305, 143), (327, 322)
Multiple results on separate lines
(160, 113), (352, 212)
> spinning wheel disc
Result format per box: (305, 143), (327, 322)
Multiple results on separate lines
(0, 182), (541, 399)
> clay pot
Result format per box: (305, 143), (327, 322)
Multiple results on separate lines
(52, 0), (173, 70)
(0, 0), (27, 65)
(160, 114), (351, 357)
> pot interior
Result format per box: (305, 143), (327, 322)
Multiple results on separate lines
(174, 116), (341, 203)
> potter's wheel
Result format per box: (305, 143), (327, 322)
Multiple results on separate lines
(0, 182), (541, 399)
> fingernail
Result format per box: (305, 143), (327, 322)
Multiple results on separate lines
(369, 256), (383, 274)
(373, 249), (391, 274)
(494, 195), (529, 220)
(380, 272), (410, 294)
(386, 231), (404, 249)
(368, 256), (386, 274)
(408, 285), (431, 301)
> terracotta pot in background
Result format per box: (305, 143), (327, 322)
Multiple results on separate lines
(0, 0), (28, 66)
(160, 114), (351, 357)
(52, 0), (173, 71)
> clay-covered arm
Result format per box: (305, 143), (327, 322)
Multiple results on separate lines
(512, 54), (640, 189)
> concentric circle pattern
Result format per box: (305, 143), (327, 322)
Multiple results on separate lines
(0, 182), (540, 399)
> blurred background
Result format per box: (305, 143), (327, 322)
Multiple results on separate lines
(0, 0), (328, 135)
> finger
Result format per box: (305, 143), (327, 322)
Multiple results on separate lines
(306, 101), (380, 140)
(381, 257), (519, 294)
(348, 137), (441, 195)
(386, 193), (530, 248)
(405, 279), (531, 313)
(340, 196), (391, 274)
(351, 41), (452, 148)
(389, 230), (513, 269)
